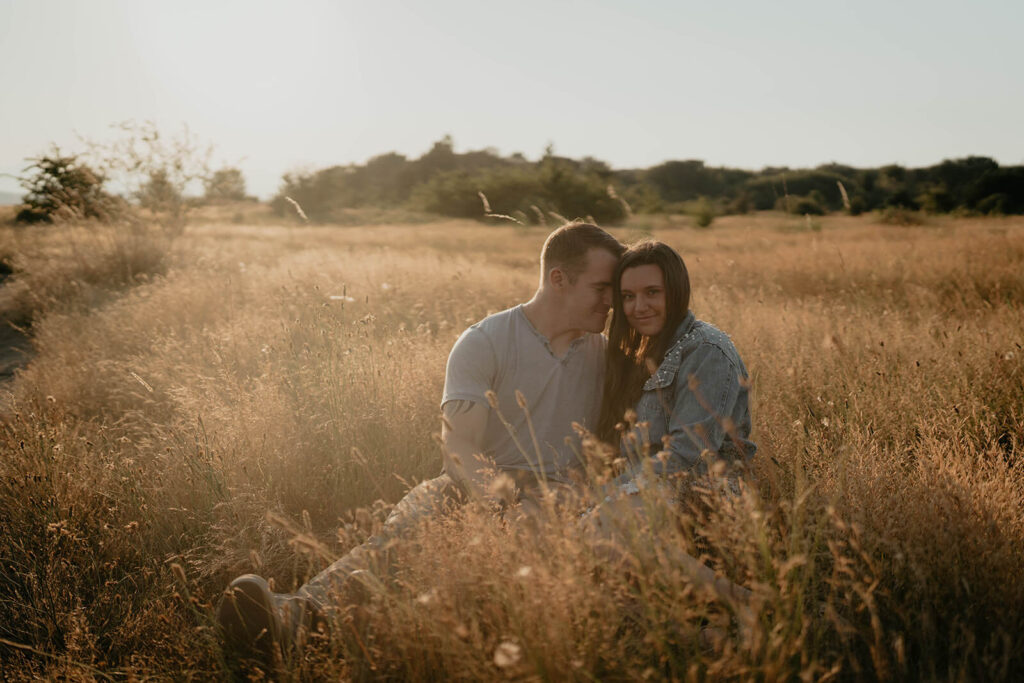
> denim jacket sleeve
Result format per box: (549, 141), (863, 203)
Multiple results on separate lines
(656, 342), (742, 476)
(613, 317), (756, 489)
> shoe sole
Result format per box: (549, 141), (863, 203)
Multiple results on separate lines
(217, 574), (280, 664)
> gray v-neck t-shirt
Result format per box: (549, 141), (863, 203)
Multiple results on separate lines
(441, 305), (605, 482)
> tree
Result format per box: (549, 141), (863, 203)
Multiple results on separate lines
(86, 120), (211, 233)
(204, 167), (248, 202)
(647, 160), (714, 202)
(137, 167), (182, 212)
(15, 147), (121, 224)
(416, 135), (457, 175)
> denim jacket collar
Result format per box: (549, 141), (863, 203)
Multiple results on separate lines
(643, 310), (697, 391)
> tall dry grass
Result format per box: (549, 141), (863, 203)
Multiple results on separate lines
(0, 214), (1022, 680)
(0, 221), (172, 328)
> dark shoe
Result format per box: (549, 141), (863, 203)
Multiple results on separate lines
(217, 574), (324, 666)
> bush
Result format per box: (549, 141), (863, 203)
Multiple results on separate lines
(691, 196), (715, 227)
(747, 170), (852, 212)
(774, 195), (825, 215)
(967, 167), (1024, 214)
(848, 195), (866, 216)
(916, 186), (955, 213)
(15, 148), (122, 224)
(878, 206), (926, 226)
(272, 140), (633, 226)
(272, 166), (350, 222)
(136, 168), (182, 213)
(409, 171), (482, 218)
(410, 162), (628, 225)
(793, 196), (826, 215)
(619, 182), (662, 214)
(204, 167), (248, 202)
(977, 193), (1009, 215)
(535, 159), (628, 224)
(727, 191), (752, 214)
(644, 160), (752, 203)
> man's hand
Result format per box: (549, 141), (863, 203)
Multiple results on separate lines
(441, 399), (492, 501)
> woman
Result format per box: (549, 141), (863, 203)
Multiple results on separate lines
(597, 240), (755, 486)
(584, 240), (758, 611)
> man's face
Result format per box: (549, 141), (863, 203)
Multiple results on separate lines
(562, 247), (619, 333)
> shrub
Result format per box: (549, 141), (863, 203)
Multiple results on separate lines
(727, 191), (752, 214)
(409, 170), (481, 218)
(692, 196), (715, 227)
(204, 167), (248, 202)
(136, 168), (182, 213)
(535, 159), (627, 224)
(773, 193), (826, 216)
(878, 206), (925, 226)
(410, 163), (628, 225)
(967, 167), (1024, 214)
(15, 148), (122, 224)
(848, 195), (866, 215)
(977, 193), (1009, 215)
(746, 170), (853, 212)
(645, 160), (752, 203)
(793, 196), (826, 215)
(272, 166), (349, 222)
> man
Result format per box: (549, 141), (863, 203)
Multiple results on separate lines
(217, 222), (624, 663)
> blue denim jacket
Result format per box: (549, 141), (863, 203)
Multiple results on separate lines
(619, 311), (756, 480)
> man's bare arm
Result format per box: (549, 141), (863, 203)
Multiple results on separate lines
(441, 400), (492, 500)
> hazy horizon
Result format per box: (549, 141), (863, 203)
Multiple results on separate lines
(3, 0), (1023, 200)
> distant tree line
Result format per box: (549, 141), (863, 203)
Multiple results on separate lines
(16, 131), (1023, 228)
(273, 138), (1024, 224)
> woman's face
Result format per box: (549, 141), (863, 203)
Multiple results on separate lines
(620, 263), (666, 337)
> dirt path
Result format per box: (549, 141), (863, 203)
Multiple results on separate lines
(0, 260), (34, 392)
(0, 322), (32, 386)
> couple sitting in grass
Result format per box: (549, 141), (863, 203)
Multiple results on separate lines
(217, 222), (757, 664)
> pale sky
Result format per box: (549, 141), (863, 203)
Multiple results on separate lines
(2, 0), (1022, 199)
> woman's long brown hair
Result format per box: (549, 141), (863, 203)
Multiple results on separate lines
(596, 241), (691, 443)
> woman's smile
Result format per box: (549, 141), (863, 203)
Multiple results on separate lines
(620, 263), (667, 337)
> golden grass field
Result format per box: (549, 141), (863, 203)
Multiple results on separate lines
(1, 210), (1022, 680)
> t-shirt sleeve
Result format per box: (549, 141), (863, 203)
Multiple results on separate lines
(441, 327), (496, 408)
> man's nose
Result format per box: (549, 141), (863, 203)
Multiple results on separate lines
(601, 288), (612, 307)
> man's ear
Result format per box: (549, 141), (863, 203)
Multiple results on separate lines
(548, 267), (566, 289)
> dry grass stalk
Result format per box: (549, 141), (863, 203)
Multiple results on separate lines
(283, 196), (309, 222)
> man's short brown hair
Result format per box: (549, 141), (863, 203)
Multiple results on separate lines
(540, 222), (624, 284)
